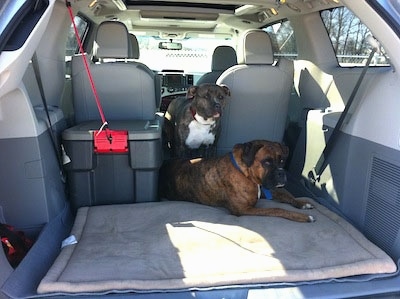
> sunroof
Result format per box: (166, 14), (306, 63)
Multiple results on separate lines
(123, 1), (240, 11)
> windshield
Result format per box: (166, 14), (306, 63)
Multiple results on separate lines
(134, 35), (235, 74)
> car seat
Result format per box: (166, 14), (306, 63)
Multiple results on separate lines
(216, 29), (294, 154)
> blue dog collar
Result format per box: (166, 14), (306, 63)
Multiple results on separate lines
(260, 185), (273, 200)
(229, 152), (241, 172)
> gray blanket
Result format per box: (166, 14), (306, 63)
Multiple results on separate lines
(37, 198), (397, 294)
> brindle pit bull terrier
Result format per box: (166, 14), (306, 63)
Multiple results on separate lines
(163, 83), (230, 158)
(159, 140), (315, 222)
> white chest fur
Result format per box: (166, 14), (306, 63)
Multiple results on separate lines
(185, 118), (216, 149)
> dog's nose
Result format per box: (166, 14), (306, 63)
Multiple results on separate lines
(214, 103), (222, 114)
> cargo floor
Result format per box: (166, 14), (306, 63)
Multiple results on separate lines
(35, 198), (396, 295)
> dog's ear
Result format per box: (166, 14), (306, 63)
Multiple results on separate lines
(219, 84), (231, 97)
(186, 86), (198, 99)
(241, 142), (263, 167)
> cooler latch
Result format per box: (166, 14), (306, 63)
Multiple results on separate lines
(93, 130), (128, 153)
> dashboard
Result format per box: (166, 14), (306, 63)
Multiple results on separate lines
(159, 71), (197, 112)
(160, 72), (194, 94)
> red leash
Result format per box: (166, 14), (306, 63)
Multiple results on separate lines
(65, 1), (128, 153)
(66, 1), (107, 127)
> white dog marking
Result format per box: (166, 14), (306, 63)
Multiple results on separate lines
(185, 114), (216, 149)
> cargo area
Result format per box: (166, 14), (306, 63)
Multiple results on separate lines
(1, 117), (399, 297)
(2, 0), (400, 298)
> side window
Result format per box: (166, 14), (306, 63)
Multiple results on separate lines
(321, 7), (389, 67)
(65, 16), (89, 77)
(263, 20), (297, 61)
(65, 16), (89, 57)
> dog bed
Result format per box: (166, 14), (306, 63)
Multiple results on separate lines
(37, 198), (397, 294)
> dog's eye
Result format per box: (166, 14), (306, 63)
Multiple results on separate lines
(278, 158), (285, 166)
(261, 158), (272, 168)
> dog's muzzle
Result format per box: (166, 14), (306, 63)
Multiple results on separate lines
(213, 102), (222, 117)
(274, 168), (287, 188)
(262, 167), (287, 189)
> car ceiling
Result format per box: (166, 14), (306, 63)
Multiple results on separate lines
(67, 0), (341, 38)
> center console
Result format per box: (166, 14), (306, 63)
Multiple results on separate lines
(159, 71), (195, 111)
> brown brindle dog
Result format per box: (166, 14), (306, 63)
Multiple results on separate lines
(159, 140), (315, 222)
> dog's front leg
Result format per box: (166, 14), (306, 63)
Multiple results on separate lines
(271, 188), (314, 210)
(239, 207), (315, 223)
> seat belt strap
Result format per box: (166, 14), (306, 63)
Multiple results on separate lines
(310, 37), (378, 183)
(31, 53), (66, 181)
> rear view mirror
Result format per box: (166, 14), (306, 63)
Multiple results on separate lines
(158, 41), (182, 50)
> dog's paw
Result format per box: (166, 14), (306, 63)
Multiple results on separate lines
(301, 202), (314, 210)
(302, 202), (314, 210)
(308, 215), (316, 222)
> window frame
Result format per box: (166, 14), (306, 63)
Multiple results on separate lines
(0, 0), (48, 52)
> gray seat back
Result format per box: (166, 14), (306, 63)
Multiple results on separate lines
(196, 46), (237, 85)
(216, 29), (294, 154)
(72, 21), (156, 123)
(128, 33), (140, 59)
(128, 32), (162, 109)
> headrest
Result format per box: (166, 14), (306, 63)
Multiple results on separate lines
(211, 46), (237, 71)
(93, 21), (130, 59)
(239, 29), (274, 65)
(128, 33), (140, 59)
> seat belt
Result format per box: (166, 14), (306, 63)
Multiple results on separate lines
(31, 53), (67, 181)
(309, 35), (380, 183)
(66, 0), (128, 153)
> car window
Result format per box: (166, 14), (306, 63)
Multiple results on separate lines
(263, 20), (297, 61)
(134, 34), (235, 74)
(321, 7), (390, 67)
(65, 15), (89, 57)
